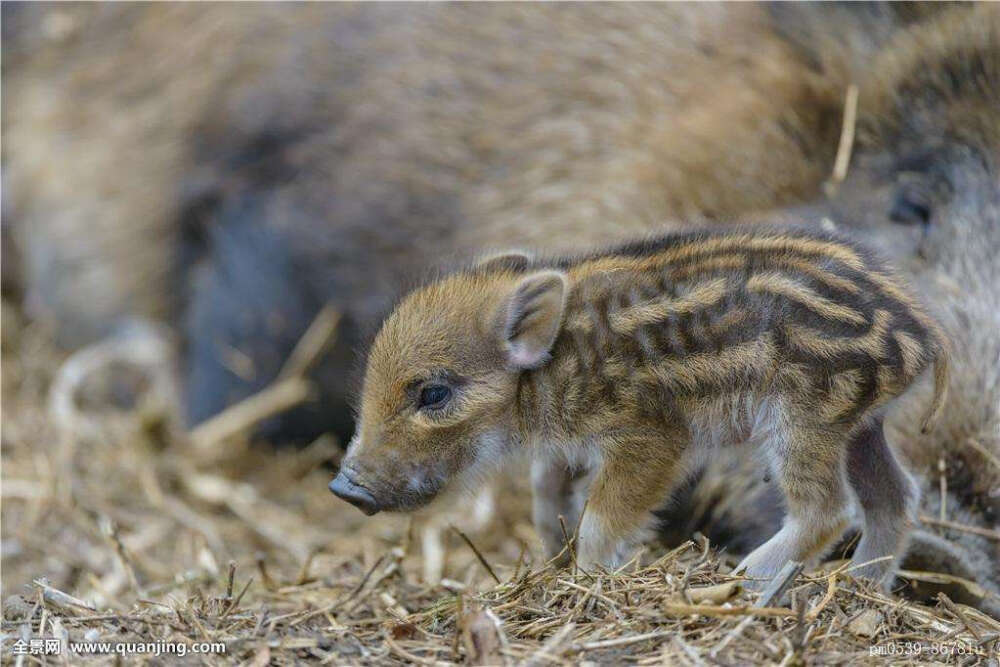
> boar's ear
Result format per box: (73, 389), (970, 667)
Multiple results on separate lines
(476, 250), (532, 274)
(498, 270), (567, 369)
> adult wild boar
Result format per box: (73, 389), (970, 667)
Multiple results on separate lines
(4, 3), (918, 442)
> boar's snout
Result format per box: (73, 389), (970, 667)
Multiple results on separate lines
(329, 471), (380, 516)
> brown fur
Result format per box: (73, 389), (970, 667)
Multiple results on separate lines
(337, 228), (944, 587)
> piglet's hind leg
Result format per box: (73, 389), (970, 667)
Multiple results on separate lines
(737, 424), (850, 588)
(846, 417), (918, 588)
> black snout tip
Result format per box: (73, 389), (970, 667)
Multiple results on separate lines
(329, 472), (380, 516)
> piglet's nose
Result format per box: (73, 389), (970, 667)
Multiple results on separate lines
(329, 472), (380, 515)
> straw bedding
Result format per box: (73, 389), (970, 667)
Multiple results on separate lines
(2, 305), (998, 665)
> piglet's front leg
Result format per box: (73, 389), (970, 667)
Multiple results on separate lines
(577, 432), (688, 571)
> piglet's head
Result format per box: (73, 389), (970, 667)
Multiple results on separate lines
(330, 253), (568, 514)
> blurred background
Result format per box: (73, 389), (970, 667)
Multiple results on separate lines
(2, 2), (998, 652)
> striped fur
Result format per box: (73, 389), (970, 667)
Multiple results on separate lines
(525, 227), (948, 434)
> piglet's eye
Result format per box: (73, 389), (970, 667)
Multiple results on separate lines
(419, 385), (452, 409)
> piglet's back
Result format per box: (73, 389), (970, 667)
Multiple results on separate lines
(523, 227), (948, 430)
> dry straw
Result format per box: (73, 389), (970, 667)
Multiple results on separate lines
(2, 305), (998, 664)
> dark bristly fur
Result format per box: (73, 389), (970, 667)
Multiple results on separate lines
(339, 227), (947, 588)
(520, 227), (948, 436)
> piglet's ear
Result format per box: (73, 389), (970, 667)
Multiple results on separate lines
(499, 270), (567, 369)
(476, 250), (532, 274)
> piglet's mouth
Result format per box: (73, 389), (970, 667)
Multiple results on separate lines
(328, 471), (381, 516)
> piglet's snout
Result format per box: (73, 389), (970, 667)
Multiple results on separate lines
(329, 471), (381, 516)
